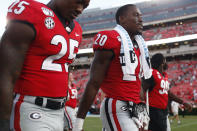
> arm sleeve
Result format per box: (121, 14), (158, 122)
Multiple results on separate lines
(7, 0), (41, 37)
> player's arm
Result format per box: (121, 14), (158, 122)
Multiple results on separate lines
(141, 75), (155, 91)
(168, 90), (192, 112)
(140, 86), (146, 101)
(0, 21), (35, 129)
(73, 50), (114, 131)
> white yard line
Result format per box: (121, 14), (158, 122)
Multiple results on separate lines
(171, 121), (197, 129)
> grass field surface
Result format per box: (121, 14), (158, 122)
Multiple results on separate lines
(83, 115), (197, 131)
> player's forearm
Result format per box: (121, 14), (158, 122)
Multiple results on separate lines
(0, 119), (10, 130)
(0, 48), (27, 120)
(0, 74), (14, 120)
(140, 87), (146, 101)
(77, 82), (100, 119)
(141, 75), (155, 91)
(0, 64), (24, 119)
(168, 91), (183, 104)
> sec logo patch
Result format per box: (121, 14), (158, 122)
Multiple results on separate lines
(29, 112), (42, 120)
(45, 17), (55, 29)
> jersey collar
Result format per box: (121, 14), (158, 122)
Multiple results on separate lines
(53, 10), (75, 34)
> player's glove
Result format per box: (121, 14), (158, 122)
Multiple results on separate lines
(131, 103), (150, 129)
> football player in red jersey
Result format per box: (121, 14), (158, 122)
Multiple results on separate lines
(0, 0), (89, 130)
(142, 53), (192, 131)
(73, 4), (152, 131)
(64, 72), (78, 131)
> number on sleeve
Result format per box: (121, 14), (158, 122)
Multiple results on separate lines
(94, 34), (108, 46)
(8, 0), (30, 14)
(94, 34), (101, 45)
(8, 0), (20, 12)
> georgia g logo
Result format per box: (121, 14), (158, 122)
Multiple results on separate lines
(29, 112), (42, 120)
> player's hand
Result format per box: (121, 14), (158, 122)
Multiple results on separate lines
(183, 102), (192, 112)
(132, 117), (143, 128)
(139, 127), (148, 131)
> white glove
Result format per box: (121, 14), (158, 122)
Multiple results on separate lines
(143, 111), (150, 130)
(132, 103), (150, 129)
(132, 117), (143, 128)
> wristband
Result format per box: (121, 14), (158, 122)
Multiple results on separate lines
(73, 118), (84, 130)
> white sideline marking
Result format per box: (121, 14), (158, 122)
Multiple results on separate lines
(87, 114), (100, 117)
(172, 121), (197, 129)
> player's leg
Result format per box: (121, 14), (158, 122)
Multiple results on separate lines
(171, 111), (176, 122)
(175, 114), (180, 124)
(64, 106), (76, 130)
(173, 111), (178, 123)
(100, 98), (138, 131)
(148, 107), (167, 131)
(10, 94), (64, 131)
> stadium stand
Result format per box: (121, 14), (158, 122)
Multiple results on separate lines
(71, 69), (102, 111)
(167, 60), (197, 104)
(77, 0), (197, 32)
(143, 20), (197, 41)
(79, 20), (197, 49)
(79, 38), (94, 49)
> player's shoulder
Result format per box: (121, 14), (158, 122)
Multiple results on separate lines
(152, 68), (162, 79)
(93, 30), (121, 50)
(152, 68), (158, 74)
(74, 20), (82, 33)
(163, 72), (168, 78)
(97, 30), (120, 40)
(8, 0), (44, 14)
(74, 21), (81, 28)
(7, 0), (52, 22)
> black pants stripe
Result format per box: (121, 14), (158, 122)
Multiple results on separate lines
(105, 98), (114, 131)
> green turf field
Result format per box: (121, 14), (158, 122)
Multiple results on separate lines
(83, 115), (197, 131)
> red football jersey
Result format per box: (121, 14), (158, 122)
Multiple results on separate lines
(65, 84), (77, 108)
(93, 30), (141, 104)
(148, 69), (170, 109)
(7, 0), (82, 97)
